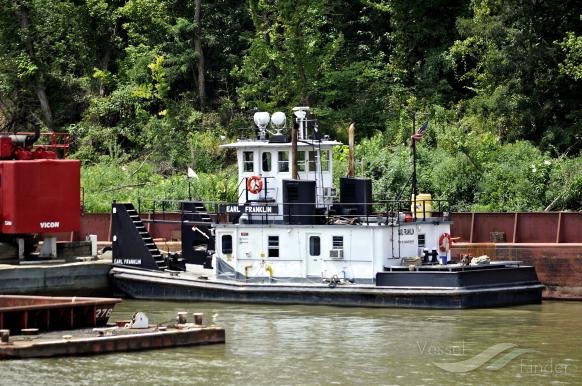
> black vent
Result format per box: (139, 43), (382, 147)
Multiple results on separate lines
(283, 180), (316, 225)
(339, 177), (372, 216)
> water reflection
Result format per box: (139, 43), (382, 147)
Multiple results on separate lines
(0, 301), (580, 385)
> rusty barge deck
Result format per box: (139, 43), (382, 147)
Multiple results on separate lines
(0, 295), (121, 333)
(0, 324), (225, 359)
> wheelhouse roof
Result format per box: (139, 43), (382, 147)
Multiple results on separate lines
(220, 139), (342, 149)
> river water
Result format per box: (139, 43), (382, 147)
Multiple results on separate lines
(1, 300), (580, 385)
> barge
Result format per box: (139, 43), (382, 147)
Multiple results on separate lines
(0, 295), (120, 333)
(0, 296), (225, 359)
(0, 318), (225, 360)
(109, 107), (543, 308)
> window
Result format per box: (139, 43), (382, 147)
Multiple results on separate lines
(243, 151), (254, 172)
(308, 151), (317, 172)
(268, 236), (279, 257)
(320, 150), (330, 171)
(418, 234), (425, 248)
(332, 236), (343, 249)
(278, 151), (289, 172)
(309, 236), (320, 256)
(221, 235), (233, 254)
(262, 152), (271, 172)
(297, 151), (306, 172)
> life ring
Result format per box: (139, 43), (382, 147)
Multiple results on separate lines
(247, 176), (263, 194)
(439, 232), (451, 253)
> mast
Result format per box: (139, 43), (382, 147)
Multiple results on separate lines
(291, 121), (299, 180)
(411, 115), (418, 221)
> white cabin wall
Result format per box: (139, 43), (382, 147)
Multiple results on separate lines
(215, 225), (383, 281)
(390, 223), (418, 259)
(234, 144), (336, 207)
(238, 226), (305, 279)
(373, 227), (387, 274)
(418, 222), (451, 257)
(383, 222), (452, 264)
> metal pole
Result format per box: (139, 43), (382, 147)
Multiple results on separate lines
(291, 121), (299, 180)
(411, 114), (417, 221)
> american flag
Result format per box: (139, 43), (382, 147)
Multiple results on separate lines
(411, 118), (430, 141)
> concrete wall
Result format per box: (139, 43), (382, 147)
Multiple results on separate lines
(0, 261), (112, 296)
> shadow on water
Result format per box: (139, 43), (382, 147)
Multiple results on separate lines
(0, 300), (580, 385)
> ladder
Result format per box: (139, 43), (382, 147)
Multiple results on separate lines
(112, 203), (167, 270)
(180, 201), (214, 267)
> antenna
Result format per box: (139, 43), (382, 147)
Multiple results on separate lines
(292, 106), (310, 140)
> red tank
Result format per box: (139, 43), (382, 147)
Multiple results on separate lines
(0, 159), (80, 234)
(0, 132), (80, 236)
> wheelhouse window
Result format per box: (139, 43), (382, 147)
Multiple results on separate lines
(309, 236), (320, 256)
(308, 151), (317, 172)
(320, 150), (330, 171)
(297, 151), (306, 172)
(221, 235), (233, 254)
(278, 151), (289, 172)
(332, 236), (343, 249)
(268, 236), (279, 257)
(262, 152), (272, 172)
(243, 151), (254, 172)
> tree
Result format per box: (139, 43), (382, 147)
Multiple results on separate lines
(235, 0), (343, 109)
(447, 0), (582, 153)
(194, 0), (205, 107)
(0, 0), (97, 129)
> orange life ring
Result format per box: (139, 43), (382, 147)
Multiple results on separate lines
(247, 176), (263, 194)
(439, 232), (451, 253)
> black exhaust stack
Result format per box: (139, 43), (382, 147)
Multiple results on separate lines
(24, 124), (41, 148)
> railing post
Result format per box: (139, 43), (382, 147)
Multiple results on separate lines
(245, 177), (249, 202)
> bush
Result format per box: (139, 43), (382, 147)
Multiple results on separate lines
(81, 161), (238, 213)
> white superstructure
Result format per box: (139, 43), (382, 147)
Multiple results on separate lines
(214, 108), (452, 283)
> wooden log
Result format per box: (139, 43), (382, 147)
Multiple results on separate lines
(348, 123), (355, 177)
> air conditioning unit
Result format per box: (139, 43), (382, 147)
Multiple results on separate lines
(323, 187), (337, 197)
(329, 249), (344, 259)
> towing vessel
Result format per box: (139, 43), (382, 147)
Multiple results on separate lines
(109, 107), (543, 308)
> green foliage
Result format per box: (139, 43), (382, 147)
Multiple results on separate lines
(558, 30), (582, 80)
(235, 0), (343, 109)
(81, 161), (238, 213)
(341, 129), (582, 213)
(474, 142), (547, 211)
(447, 0), (582, 151)
(1, 0), (581, 213)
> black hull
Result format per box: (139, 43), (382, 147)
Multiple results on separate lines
(110, 267), (544, 309)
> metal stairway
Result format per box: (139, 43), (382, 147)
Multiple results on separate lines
(112, 203), (167, 270)
(180, 201), (215, 268)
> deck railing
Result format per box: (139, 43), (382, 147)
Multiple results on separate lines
(130, 197), (451, 228)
